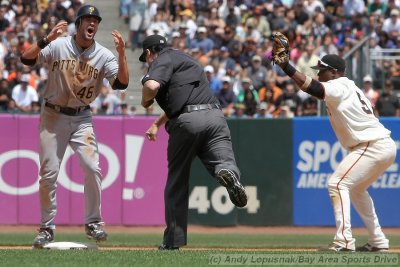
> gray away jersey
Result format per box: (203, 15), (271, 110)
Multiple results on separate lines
(36, 36), (118, 107)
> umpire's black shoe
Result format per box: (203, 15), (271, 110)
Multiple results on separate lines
(32, 228), (54, 248)
(159, 244), (179, 250)
(216, 169), (248, 207)
(356, 243), (388, 252)
(85, 222), (108, 242)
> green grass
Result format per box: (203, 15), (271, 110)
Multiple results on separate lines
(0, 232), (399, 267)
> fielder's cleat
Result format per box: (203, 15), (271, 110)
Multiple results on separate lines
(356, 243), (388, 252)
(32, 228), (54, 249)
(318, 243), (355, 252)
(85, 222), (108, 242)
(158, 244), (179, 250)
(216, 169), (248, 208)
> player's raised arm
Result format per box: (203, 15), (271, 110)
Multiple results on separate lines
(111, 30), (129, 89)
(272, 32), (325, 100)
(20, 21), (68, 63)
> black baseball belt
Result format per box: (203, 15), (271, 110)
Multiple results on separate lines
(182, 103), (221, 113)
(45, 102), (90, 116)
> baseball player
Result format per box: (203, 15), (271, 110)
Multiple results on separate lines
(140, 35), (248, 250)
(272, 33), (396, 252)
(20, 5), (129, 248)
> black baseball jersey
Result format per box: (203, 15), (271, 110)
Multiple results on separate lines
(142, 48), (219, 118)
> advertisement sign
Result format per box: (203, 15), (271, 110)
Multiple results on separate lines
(293, 117), (400, 226)
(0, 115), (168, 225)
(188, 119), (293, 226)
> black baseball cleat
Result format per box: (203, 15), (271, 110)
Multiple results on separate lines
(159, 244), (179, 250)
(318, 243), (355, 252)
(85, 222), (108, 242)
(216, 169), (248, 208)
(356, 243), (388, 252)
(32, 228), (54, 249)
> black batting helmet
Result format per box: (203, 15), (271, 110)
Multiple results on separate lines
(75, 5), (102, 27)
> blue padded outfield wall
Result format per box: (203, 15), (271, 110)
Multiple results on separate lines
(293, 118), (400, 227)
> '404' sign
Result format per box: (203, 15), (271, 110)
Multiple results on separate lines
(189, 186), (260, 214)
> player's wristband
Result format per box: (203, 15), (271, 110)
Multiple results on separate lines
(282, 64), (296, 77)
(301, 76), (312, 90)
(37, 36), (50, 49)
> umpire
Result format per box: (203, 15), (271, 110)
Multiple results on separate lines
(140, 35), (248, 250)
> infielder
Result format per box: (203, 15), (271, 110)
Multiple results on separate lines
(272, 33), (396, 252)
(20, 5), (129, 248)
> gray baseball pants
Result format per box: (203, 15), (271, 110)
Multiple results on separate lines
(38, 106), (103, 229)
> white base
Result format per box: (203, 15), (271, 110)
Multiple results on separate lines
(41, 241), (98, 250)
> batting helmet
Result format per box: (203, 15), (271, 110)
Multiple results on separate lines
(75, 5), (102, 27)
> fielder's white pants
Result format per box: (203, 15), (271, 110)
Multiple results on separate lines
(328, 137), (396, 250)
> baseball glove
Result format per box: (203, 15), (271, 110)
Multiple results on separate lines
(271, 32), (290, 65)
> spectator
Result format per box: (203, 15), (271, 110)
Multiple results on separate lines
(253, 102), (273, 118)
(215, 75), (236, 116)
(0, 5), (10, 33)
(190, 26), (215, 54)
(281, 82), (303, 116)
(381, 9), (400, 41)
(368, 0), (388, 16)
(91, 83), (122, 115)
(179, 8), (197, 39)
(302, 97), (319, 116)
(312, 12), (330, 41)
(246, 6), (270, 39)
(236, 77), (259, 117)
(176, 23), (191, 51)
(316, 32), (339, 58)
(244, 23), (262, 45)
(127, 0), (147, 51)
(224, 7), (239, 29)
(305, 0), (325, 16)
(215, 46), (236, 79)
(11, 74), (38, 112)
(270, 5), (287, 32)
(208, 7), (226, 31)
(190, 47), (209, 66)
(0, 78), (10, 111)
(120, 102), (134, 116)
(343, 0), (365, 18)
(16, 32), (31, 54)
(232, 103), (248, 118)
(374, 79), (400, 117)
(245, 55), (269, 91)
(146, 9), (170, 37)
(296, 43), (320, 78)
(204, 65), (222, 95)
(362, 75), (379, 108)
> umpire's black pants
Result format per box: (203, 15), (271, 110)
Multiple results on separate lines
(163, 108), (240, 247)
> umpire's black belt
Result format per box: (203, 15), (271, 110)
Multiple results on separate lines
(45, 102), (90, 116)
(182, 103), (221, 113)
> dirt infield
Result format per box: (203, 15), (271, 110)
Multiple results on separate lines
(1, 225), (400, 235)
(1, 225), (399, 252)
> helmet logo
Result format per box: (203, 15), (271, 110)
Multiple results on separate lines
(89, 7), (95, 14)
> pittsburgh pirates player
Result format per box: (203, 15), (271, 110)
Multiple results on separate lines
(275, 50), (396, 252)
(20, 5), (129, 248)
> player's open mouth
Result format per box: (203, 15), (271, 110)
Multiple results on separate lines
(87, 28), (94, 36)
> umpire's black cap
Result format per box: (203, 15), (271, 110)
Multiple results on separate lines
(311, 54), (346, 72)
(139, 35), (167, 62)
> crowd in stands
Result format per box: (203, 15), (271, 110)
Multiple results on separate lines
(122, 0), (400, 118)
(0, 0), (134, 115)
(0, 0), (399, 117)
